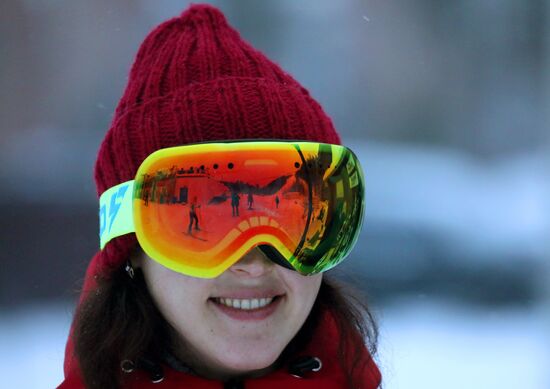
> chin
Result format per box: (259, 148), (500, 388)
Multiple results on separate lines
(221, 351), (280, 373)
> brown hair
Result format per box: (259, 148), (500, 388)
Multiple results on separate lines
(74, 263), (378, 389)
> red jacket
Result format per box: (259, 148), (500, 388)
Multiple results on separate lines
(58, 311), (381, 389)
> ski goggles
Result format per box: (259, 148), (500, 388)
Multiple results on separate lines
(99, 140), (365, 278)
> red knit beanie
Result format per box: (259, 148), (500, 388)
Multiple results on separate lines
(65, 4), (342, 376)
(93, 3), (341, 277)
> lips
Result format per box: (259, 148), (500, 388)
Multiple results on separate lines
(210, 296), (284, 322)
(211, 287), (284, 299)
(214, 297), (274, 310)
(209, 292), (284, 321)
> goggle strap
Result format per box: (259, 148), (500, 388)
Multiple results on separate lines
(98, 180), (135, 249)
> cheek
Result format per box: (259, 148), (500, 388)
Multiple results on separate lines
(284, 271), (322, 314)
(141, 266), (210, 330)
(290, 272), (322, 298)
(304, 276), (322, 310)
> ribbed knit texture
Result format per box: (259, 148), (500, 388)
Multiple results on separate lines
(92, 3), (341, 274)
(65, 3), (343, 377)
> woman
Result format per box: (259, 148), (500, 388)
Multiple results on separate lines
(59, 4), (381, 388)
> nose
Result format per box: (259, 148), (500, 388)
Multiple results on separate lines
(229, 247), (274, 277)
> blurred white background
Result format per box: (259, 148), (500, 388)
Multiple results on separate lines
(1, 1), (549, 388)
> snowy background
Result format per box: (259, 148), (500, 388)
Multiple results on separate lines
(1, 1), (549, 388)
(2, 298), (549, 388)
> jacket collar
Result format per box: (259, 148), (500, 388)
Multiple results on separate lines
(59, 309), (381, 389)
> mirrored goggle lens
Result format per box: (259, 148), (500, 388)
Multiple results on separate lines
(133, 141), (364, 278)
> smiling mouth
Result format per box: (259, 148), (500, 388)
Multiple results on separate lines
(210, 296), (282, 311)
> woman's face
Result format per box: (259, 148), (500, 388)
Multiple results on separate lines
(135, 247), (322, 379)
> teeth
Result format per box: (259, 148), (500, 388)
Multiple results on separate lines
(216, 297), (274, 310)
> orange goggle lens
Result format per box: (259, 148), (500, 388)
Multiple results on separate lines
(101, 141), (365, 278)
